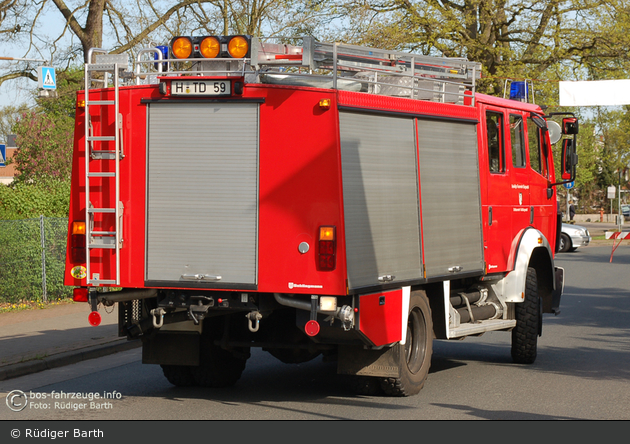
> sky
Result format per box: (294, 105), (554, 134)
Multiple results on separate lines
(0, 8), (66, 111)
(0, 3), (100, 112)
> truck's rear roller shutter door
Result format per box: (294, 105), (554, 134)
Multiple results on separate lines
(146, 102), (258, 287)
(340, 111), (422, 290)
(417, 119), (484, 278)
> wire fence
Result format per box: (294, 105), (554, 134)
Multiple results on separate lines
(0, 217), (73, 304)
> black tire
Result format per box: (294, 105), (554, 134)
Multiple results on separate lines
(161, 365), (197, 387)
(191, 345), (249, 388)
(352, 376), (384, 396)
(380, 290), (433, 397)
(559, 233), (572, 252)
(511, 267), (542, 364)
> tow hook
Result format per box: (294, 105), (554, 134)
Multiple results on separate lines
(338, 305), (354, 331)
(246, 311), (262, 332)
(188, 295), (214, 325)
(150, 308), (166, 329)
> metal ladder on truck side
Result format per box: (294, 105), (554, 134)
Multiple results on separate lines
(83, 49), (127, 286)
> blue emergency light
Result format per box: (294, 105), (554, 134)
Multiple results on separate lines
(154, 45), (169, 72)
(510, 81), (528, 102)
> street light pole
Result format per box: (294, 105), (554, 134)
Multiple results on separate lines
(0, 56), (48, 63)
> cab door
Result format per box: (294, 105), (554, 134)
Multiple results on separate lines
(482, 107), (512, 273)
(526, 113), (555, 241)
(508, 112), (531, 234)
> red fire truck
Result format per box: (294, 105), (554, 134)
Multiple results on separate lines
(64, 35), (578, 396)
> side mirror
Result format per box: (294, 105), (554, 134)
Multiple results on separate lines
(561, 138), (577, 180)
(562, 117), (579, 135)
(531, 114), (548, 130)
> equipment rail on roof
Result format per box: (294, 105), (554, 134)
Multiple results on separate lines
(89, 36), (482, 106)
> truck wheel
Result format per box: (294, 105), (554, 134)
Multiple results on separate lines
(559, 233), (571, 252)
(352, 376), (384, 396)
(191, 345), (248, 388)
(380, 290), (433, 397)
(511, 267), (541, 364)
(161, 365), (197, 387)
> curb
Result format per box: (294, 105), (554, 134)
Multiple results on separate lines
(0, 338), (141, 382)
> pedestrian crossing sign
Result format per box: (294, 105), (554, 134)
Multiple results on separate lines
(38, 66), (57, 90)
(0, 144), (5, 167)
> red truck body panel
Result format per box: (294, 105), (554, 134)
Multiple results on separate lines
(64, 83), (558, 293)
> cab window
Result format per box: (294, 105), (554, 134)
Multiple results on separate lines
(527, 115), (549, 177)
(510, 114), (526, 168)
(527, 116), (542, 174)
(486, 111), (505, 173)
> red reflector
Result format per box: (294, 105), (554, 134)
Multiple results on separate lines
(73, 288), (89, 302)
(88, 311), (102, 327)
(305, 320), (320, 337)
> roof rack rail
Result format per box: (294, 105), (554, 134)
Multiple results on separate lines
(95, 36), (483, 106)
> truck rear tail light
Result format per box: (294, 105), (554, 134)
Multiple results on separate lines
(171, 36), (193, 59)
(318, 226), (336, 271)
(200, 36), (220, 58)
(73, 288), (89, 302)
(71, 221), (86, 263)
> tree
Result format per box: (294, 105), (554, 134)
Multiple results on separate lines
(5, 67), (81, 184)
(336, 1), (630, 99)
(0, 103), (29, 144)
(11, 111), (73, 183)
(0, 0), (335, 87)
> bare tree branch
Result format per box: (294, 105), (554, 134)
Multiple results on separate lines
(0, 69), (37, 88)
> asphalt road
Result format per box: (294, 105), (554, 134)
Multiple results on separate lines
(1, 244), (629, 422)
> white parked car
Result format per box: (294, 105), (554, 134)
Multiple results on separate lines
(559, 223), (591, 252)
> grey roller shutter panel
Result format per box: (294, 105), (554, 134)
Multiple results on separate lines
(340, 112), (422, 290)
(417, 119), (484, 278)
(146, 102), (258, 285)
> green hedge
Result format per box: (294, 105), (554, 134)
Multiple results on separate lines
(0, 217), (72, 303)
(0, 180), (70, 220)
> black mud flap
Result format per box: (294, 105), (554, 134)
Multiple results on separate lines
(555, 212), (563, 253)
(551, 267), (564, 315)
(142, 331), (200, 366)
(337, 344), (401, 378)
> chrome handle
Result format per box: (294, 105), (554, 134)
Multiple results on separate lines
(448, 266), (463, 273)
(378, 275), (395, 282)
(181, 274), (222, 281)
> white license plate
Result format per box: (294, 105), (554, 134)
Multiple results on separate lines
(171, 80), (230, 96)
